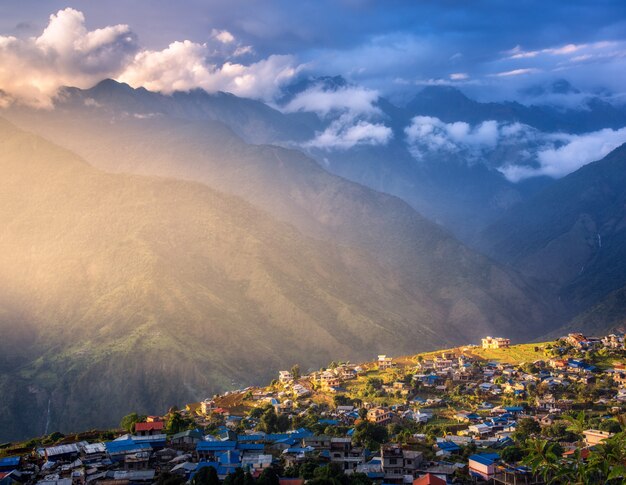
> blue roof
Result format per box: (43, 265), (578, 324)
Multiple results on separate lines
(132, 436), (166, 447)
(217, 450), (241, 465)
(0, 457), (20, 469)
(197, 440), (237, 452)
(319, 419), (339, 426)
(347, 428), (355, 436)
(264, 429), (312, 442)
(470, 453), (500, 466)
(437, 441), (460, 451)
(272, 438), (298, 446)
(237, 443), (264, 451)
(105, 439), (151, 454)
(237, 434), (265, 442)
(504, 406), (524, 412)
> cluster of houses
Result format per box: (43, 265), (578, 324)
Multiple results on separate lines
(0, 332), (624, 485)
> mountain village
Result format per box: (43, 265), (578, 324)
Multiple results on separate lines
(1, 332), (625, 485)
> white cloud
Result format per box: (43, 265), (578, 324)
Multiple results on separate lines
(404, 116), (501, 159)
(450, 72), (469, 80)
(284, 83), (393, 150)
(304, 114), (392, 150)
(500, 127), (626, 181)
(211, 29), (235, 44)
(119, 40), (300, 101)
(405, 115), (626, 182)
(493, 68), (540, 77)
(283, 85), (381, 117)
(0, 8), (137, 107)
(0, 8), (301, 106)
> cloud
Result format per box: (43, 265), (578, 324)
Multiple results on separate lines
(304, 114), (392, 150)
(211, 29), (235, 44)
(492, 68), (541, 77)
(283, 82), (393, 150)
(404, 116), (500, 159)
(118, 40), (300, 101)
(405, 115), (626, 182)
(0, 8), (137, 107)
(0, 8), (302, 106)
(499, 127), (626, 181)
(282, 85), (381, 116)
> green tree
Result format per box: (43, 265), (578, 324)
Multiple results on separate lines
(348, 472), (373, 485)
(166, 411), (193, 434)
(120, 413), (145, 433)
(513, 417), (541, 442)
(291, 364), (301, 380)
(223, 468), (245, 485)
(334, 395), (351, 407)
(256, 467), (280, 485)
(523, 439), (562, 483)
(191, 466), (220, 485)
(563, 411), (588, 441)
(500, 445), (523, 463)
(308, 464), (346, 485)
(352, 421), (388, 450)
(155, 472), (186, 485)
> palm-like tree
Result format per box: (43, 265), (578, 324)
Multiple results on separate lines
(562, 410), (587, 441)
(523, 439), (561, 483)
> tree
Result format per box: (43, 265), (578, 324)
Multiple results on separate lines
(543, 421), (578, 442)
(563, 411), (588, 441)
(513, 417), (541, 442)
(500, 445), (524, 463)
(192, 466), (220, 485)
(120, 413), (144, 433)
(256, 467), (280, 485)
(599, 419), (622, 434)
(348, 472), (373, 485)
(523, 439), (562, 483)
(291, 364), (301, 380)
(352, 421), (388, 450)
(308, 464), (346, 485)
(166, 410), (194, 434)
(258, 407), (279, 433)
(155, 472), (186, 485)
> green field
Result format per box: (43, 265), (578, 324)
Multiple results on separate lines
(463, 342), (551, 363)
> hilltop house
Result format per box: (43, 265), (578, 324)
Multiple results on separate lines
(378, 355), (396, 370)
(279, 371), (294, 384)
(482, 337), (510, 349)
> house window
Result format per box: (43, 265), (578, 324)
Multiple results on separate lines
(389, 458), (397, 465)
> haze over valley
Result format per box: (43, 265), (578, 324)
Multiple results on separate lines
(1, 1), (626, 441)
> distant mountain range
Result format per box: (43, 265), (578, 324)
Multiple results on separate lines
(0, 111), (551, 440)
(1, 77), (625, 440)
(482, 143), (626, 328)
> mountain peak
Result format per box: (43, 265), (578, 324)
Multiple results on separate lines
(88, 78), (136, 95)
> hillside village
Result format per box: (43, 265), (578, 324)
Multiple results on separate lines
(1, 332), (625, 485)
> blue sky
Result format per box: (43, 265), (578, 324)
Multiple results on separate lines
(0, 1), (625, 105)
